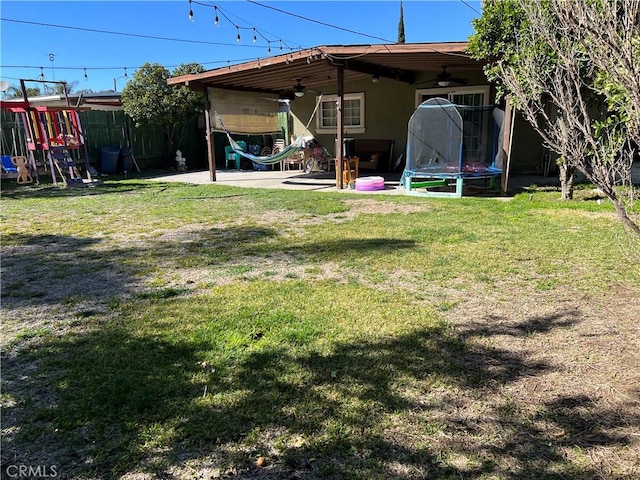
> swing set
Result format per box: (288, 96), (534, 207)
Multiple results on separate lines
(0, 79), (93, 187)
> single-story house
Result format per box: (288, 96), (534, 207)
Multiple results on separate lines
(168, 42), (546, 189)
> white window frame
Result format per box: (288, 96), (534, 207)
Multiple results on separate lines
(316, 92), (366, 134)
(415, 85), (490, 108)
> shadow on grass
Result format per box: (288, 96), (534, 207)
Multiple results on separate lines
(0, 233), (137, 309)
(3, 309), (635, 479)
(1, 227), (416, 310)
(0, 179), (172, 200)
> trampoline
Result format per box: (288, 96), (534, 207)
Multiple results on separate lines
(402, 98), (505, 197)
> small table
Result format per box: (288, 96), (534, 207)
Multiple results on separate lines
(334, 157), (359, 187)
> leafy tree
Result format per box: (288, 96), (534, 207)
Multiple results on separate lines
(5, 85), (41, 99)
(397, 1), (406, 44)
(468, 0), (639, 237)
(51, 80), (78, 95)
(120, 62), (204, 162)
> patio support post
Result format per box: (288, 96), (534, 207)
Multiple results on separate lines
(204, 90), (217, 182)
(501, 96), (514, 194)
(336, 66), (344, 189)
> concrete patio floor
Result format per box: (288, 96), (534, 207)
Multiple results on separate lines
(143, 168), (562, 197)
(145, 169), (406, 194)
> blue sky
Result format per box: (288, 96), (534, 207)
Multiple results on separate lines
(0, 0), (481, 95)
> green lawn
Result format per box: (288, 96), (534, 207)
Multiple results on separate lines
(1, 179), (639, 479)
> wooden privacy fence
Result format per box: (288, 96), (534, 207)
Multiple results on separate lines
(1, 109), (206, 170)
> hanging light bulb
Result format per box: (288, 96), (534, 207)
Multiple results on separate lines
(236, 27), (241, 43)
(257, 58), (261, 69)
(279, 40), (283, 52)
(124, 67), (128, 78)
(39, 67), (45, 80)
(84, 68), (88, 80)
(253, 28), (257, 43)
(267, 42), (271, 55)
(188, 0), (194, 21)
(214, 6), (219, 26)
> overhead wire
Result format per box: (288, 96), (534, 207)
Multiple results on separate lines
(0, 17), (265, 48)
(245, 0), (396, 43)
(459, 0), (482, 16)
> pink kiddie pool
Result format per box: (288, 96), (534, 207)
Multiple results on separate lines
(355, 176), (385, 191)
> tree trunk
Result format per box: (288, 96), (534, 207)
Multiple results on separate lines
(609, 195), (640, 238)
(559, 162), (575, 200)
(164, 125), (175, 168)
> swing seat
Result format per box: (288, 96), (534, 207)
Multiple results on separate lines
(1, 155), (18, 174)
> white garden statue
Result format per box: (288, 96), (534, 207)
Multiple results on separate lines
(175, 150), (186, 171)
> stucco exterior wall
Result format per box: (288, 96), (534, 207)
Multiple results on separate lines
(289, 70), (548, 175)
(289, 76), (425, 167)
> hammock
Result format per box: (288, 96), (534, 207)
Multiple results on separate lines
(220, 120), (306, 165)
(216, 93), (324, 165)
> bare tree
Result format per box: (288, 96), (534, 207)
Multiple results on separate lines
(573, 0), (640, 146)
(498, 0), (640, 236)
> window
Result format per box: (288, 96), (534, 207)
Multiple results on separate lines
(415, 86), (490, 108)
(316, 93), (365, 134)
(415, 86), (492, 164)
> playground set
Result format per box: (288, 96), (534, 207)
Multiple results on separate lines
(1, 79), (93, 187)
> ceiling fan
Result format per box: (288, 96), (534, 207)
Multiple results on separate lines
(416, 65), (468, 87)
(293, 78), (306, 97)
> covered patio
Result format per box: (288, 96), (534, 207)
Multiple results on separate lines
(167, 42), (526, 193)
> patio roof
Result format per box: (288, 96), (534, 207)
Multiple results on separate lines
(167, 42), (481, 97)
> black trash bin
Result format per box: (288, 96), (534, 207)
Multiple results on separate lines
(343, 138), (355, 158)
(101, 147), (119, 173)
(119, 147), (133, 172)
(334, 138), (355, 158)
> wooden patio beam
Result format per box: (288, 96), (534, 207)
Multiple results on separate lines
(327, 58), (416, 85)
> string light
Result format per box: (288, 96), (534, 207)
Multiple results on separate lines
(84, 68), (88, 79)
(39, 67), (45, 80)
(124, 67), (128, 77)
(186, 2), (305, 58)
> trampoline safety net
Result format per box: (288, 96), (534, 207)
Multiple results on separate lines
(405, 97), (505, 177)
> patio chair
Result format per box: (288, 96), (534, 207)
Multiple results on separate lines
(224, 140), (247, 169)
(272, 139), (286, 170)
(284, 151), (304, 171)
